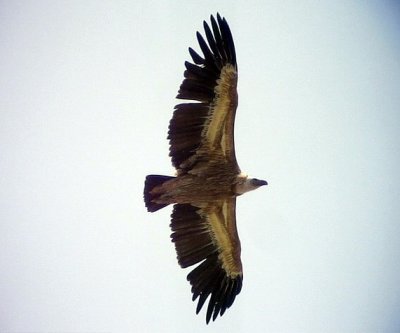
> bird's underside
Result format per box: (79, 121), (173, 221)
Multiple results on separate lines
(143, 13), (267, 324)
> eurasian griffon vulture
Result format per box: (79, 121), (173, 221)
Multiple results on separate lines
(144, 14), (267, 323)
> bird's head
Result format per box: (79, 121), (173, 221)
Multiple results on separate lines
(235, 174), (268, 195)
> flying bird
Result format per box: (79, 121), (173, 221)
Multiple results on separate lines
(144, 14), (268, 323)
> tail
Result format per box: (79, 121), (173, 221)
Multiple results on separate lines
(144, 175), (175, 212)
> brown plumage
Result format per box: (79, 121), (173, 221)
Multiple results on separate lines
(143, 13), (267, 323)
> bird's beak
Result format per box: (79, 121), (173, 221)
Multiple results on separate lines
(257, 179), (268, 187)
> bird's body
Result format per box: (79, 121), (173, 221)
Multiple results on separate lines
(147, 174), (235, 206)
(147, 172), (265, 208)
(144, 14), (267, 323)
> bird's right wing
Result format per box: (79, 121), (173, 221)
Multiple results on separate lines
(170, 198), (243, 323)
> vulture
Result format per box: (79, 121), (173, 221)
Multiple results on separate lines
(144, 13), (268, 323)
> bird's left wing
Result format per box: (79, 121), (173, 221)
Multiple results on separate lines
(168, 14), (240, 175)
(170, 198), (243, 323)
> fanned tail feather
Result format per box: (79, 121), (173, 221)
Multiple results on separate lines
(144, 175), (175, 212)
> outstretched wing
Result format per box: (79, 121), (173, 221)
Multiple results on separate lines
(168, 14), (240, 175)
(170, 199), (243, 323)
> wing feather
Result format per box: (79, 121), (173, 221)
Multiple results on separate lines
(188, 47), (205, 65)
(168, 14), (239, 174)
(170, 199), (242, 323)
(203, 21), (222, 68)
(210, 15), (225, 60)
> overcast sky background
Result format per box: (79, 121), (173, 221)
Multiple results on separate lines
(1, 1), (400, 332)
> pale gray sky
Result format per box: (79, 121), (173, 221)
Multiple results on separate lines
(1, 1), (399, 332)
